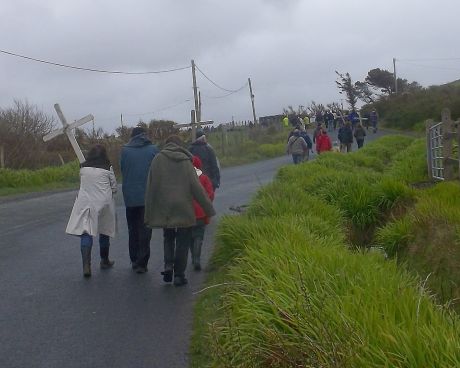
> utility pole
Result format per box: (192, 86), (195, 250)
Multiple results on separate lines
(248, 77), (257, 124)
(191, 60), (200, 122)
(198, 91), (202, 123)
(120, 113), (124, 127)
(0, 144), (4, 168)
(393, 58), (398, 94)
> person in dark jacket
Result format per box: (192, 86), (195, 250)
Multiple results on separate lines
(120, 127), (159, 273)
(189, 129), (220, 190)
(145, 135), (215, 286)
(338, 122), (354, 153)
(354, 123), (367, 149)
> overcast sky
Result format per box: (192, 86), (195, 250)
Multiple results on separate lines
(1, 0), (459, 132)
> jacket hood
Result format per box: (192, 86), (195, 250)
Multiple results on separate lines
(124, 133), (152, 147)
(160, 142), (193, 162)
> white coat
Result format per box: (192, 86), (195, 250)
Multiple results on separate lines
(66, 167), (117, 238)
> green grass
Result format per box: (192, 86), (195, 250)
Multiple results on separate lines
(376, 181), (460, 310)
(0, 161), (80, 197)
(192, 134), (460, 367)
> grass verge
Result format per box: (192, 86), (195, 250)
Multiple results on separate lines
(192, 135), (460, 367)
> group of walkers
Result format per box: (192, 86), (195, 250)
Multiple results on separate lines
(65, 127), (220, 287)
(286, 108), (379, 164)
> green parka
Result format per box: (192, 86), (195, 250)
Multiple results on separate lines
(144, 142), (216, 228)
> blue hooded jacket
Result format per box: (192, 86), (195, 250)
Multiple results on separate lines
(120, 133), (159, 207)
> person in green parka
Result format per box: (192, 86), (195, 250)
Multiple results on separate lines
(144, 135), (215, 286)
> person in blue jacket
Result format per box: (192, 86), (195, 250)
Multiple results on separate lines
(120, 127), (159, 273)
(348, 109), (360, 130)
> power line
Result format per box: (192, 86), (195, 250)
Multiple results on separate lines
(201, 84), (248, 99)
(397, 60), (460, 72)
(0, 48), (190, 74)
(195, 64), (248, 93)
(397, 57), (460, 62)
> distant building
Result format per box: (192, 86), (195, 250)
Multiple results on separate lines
(259, 114), (284, 127)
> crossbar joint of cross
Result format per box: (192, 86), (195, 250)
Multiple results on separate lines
(43, 104), (93, 164)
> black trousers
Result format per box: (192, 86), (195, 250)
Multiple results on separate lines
(126, 206), (152, 267)
(163, 227), (193, 278)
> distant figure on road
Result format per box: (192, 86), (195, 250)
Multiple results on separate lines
(299, 125), (313, 161)
(144, 135), (215, 286)
(315, 127), (332, 154)
(120, 127), (159, 274)
(354, 123), (367, 149)
(189, 129), (220, 190)
(287, 128), (309, 164)
(190, 156), (215, 271)
(282, 115), (289, 127)
(348, 109), (360, 130)
(338, 121), (354, 153)
(66, 144), (117, 277)
(370, 109), (379, 133)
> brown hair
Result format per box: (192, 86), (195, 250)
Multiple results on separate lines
(165, 135), (183, 146)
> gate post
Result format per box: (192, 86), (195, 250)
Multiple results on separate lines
(426, 119), (433, 180)
(441, 108), (454, 180)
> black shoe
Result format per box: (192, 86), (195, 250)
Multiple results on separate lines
(161, 270), (173, 282)
(136, 266), (148, 274)
(173, 276), (188, 287)
(132, 263), (138, 271)
(193, 263), (202, 271)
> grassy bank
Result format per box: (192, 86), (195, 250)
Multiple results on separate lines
(192, 135), (460, 367)
(0, 161), (80, 197)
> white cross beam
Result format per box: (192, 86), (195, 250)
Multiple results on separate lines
(43, 104), (94, 163)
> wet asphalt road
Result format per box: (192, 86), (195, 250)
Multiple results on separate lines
(0, 129), (389, 368)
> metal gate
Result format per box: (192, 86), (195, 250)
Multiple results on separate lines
(427, 121), (444, 180)
(426, 108), (460, 181)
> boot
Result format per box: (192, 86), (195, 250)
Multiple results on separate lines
(100, 247), (114, 269)
(192, 237), (203, 271)
(81, 247), (92, 277)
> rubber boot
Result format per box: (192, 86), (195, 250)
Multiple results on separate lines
(100, 247), (114, 269)
(81, 247), (92, 277)
(192, 237), (203, 271)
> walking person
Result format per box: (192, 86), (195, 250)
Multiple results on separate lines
(66, 144), (117, 277)
(354, 123), (367, 149)
(120, 126), (159, 273)
(189, 129), (220, 190)
(144, 135), (215, 287)
(338, 121), (354, 153)
(299, 125), (313, 161)
(370, 109), (379, 133)
(315, 126), (332, 154)
(190, 156), (215, 271)
(287, 128), (309, 164)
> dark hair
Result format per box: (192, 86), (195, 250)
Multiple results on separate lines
(131, 126), (145, 137)
(165, 135), (183, 146)
(81, 144), (111, 170)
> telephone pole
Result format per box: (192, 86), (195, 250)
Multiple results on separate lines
(393, 58), (398, 94)
(191, 60), (200, 122)
(248, 77), (257, 124)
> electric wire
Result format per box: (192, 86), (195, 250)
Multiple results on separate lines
(397, 60), (460, 72)
(195, 64), (248, 93)
(201, 83), (248, 99)
(0, 48), (190, 74)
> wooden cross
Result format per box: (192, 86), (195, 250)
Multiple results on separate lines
(174, 109), (214, 141)
(43, 104), (94, 163)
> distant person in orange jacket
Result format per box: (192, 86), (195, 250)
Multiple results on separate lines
(190, 155), (215, 271)
(316, 126), (332, 154)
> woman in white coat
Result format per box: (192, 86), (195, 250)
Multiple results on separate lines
(66, 144), (117, 277)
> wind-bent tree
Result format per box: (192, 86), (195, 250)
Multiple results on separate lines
(335, 71), (360, 110)
(365, 68), (395, 95)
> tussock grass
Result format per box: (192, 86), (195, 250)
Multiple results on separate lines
(377, 181), (460, 310)
(192, 134), (460, 367)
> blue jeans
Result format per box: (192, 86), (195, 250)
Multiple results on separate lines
(80, 233), (110, 250)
